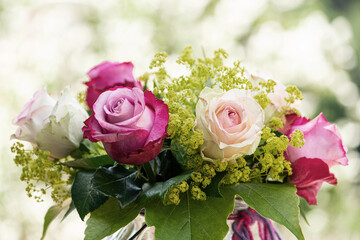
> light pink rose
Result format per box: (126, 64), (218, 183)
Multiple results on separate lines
(85, 61), (142, 109)
(196, 87), (264, 161)
(82, 87), (169, 165)
(283, 113), (348, 204)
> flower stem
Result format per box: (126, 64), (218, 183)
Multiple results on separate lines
(143, 162), (156, 183)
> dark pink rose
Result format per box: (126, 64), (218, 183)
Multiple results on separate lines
(290, 157), (337, 205)
(284, 113), (348, 205)
(82, 87), (169, 165)
(85, 61), (142, 109)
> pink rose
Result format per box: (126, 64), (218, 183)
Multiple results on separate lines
(82, 87), (169, 165)
(85, 61), (142, 109)
(283, 113), (348, 204)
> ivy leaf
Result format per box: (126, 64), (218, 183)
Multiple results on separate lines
(145, 188), (235, 240)
(71, 170), (108, 220)
(170, 141), (188, 168)
(85, 198), (143, 240)
(139, 171), (193, 203)
(230, 183), (304, 240)
(62, 155), (115, 170)
(92, 165), (143, 208)
(41, 205), (63, 240)
(156, 150), (183, 180)
(203, 171), (227, 198)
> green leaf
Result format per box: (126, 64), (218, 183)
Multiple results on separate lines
(299, 197), (311, 225)
(62, 155), (115, 169)
(85, 198), (143, 240)
(139, 171), (193, 203)
(92, 165), (142, 208)
(156, 150), (183, 179)
(230, 183), (304, 240)
(203, 171), (227, 198)
(170, 141), (188, 168)
(145, 188), (235, 240)
(71, 170), (108, 220)
(41, 205), (63, 240)
(61, 201), (75, 222)
(70, 139), (96, 158)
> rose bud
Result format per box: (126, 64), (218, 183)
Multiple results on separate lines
(82, 87), (169, 165)
(85, 61), (142, 109)
(250, 71), (301, 123)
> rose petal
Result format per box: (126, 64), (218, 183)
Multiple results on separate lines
(290, 157), (337, 205)
(93, 88), (144, 133)
(286, 113), (348, 167)
(108, 134), (167, 165)
(87, 62), (136, 90)
(143, 90), (169, 145)
(85, 61), (142, 109)
(104, 98), (135, 123)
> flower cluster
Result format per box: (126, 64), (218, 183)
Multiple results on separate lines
(11, 47), (348, 240)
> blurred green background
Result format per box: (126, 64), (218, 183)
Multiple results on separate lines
(1, 0), (359, 239)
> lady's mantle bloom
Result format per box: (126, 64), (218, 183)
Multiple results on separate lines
(283, 113), (348, 205)
(85, 61), (142, 109)
(196, 87), (264, 161)
(83, 87), (169, 165)
(12, 88), (89, 158)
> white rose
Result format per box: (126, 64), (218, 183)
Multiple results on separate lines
(250, 71), (301, 122)
(11, 89), (56, 143)
(12, 87), (89, 158)
(195, 87), (264, 162)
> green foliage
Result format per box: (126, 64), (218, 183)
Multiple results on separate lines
(145, 189), (235, 240)
(170, 141), (189, 169)
(299, 197), (311, 225)
(41, 205), (63, 240)
(85, 198), (142, 240)
(61, 155), (115, 169)
(156, 150), (184, 180)
(69, 139), (97, 159)
(139, 171), (193, 203)
(71, 170), (108, 220)
(61, 201), (75, 222)
(230, 183), (304, 240)
(203, 171), (227, 197)
(92, 165), (143, 208)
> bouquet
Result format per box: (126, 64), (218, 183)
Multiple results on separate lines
(11, 47), (348, 240)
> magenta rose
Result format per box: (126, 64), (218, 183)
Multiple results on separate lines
(283, 113), (348, 205)
(82, 87), (169, 165)
(85, 61), (142, 109)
